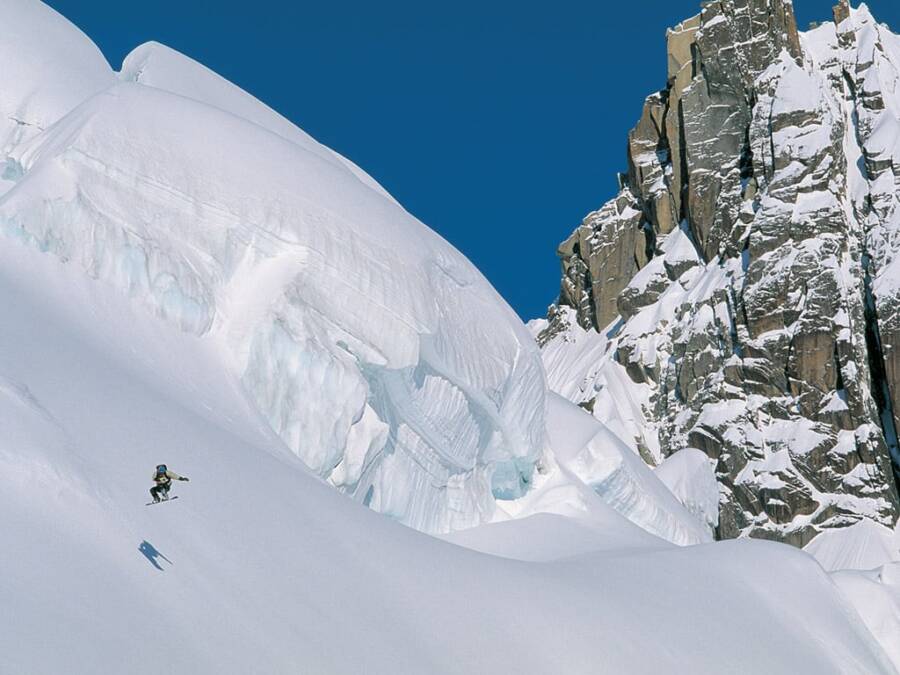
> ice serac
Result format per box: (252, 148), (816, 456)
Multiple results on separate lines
(0, 38), (545, 533)
(540, 1), (900, 546)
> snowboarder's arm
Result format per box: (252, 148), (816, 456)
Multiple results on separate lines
(165, 470), (182, 481)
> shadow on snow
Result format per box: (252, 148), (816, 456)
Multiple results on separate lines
(139, 540), (173, 571)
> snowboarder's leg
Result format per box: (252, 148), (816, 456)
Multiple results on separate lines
(150, 486), (160, 503)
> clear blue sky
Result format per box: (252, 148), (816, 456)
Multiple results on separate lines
(43, 0), (900, 320)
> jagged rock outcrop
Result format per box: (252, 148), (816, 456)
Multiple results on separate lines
(539, 0), (900, 546)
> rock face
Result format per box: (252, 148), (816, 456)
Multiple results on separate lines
(540, 0), (900, 546)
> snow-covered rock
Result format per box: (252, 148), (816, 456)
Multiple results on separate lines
(539, 0), (900, 547)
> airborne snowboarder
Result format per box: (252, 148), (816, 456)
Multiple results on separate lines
(149, 464), (189, 503)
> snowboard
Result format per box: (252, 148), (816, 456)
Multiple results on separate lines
(146, 496), (179, 506)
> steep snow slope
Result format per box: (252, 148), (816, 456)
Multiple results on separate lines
(804, 519), (900, 670)
(0, 0), (545, 534)
(0, 0), (113, 156)
(118, 41), (396, 203)
(1, 238), (896, 675)
(0, 0), (711, 546)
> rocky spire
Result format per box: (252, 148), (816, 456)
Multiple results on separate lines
(833, 0), (851, 25)
(558, 1), (805, 333)
(541, 0), (900, 546)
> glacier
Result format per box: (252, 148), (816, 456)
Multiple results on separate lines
(0, 0), (546, 534)
(0, 0), (712, 543)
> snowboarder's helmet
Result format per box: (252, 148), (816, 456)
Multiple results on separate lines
(156, 464), (167, 473)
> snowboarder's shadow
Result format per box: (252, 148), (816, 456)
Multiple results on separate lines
(139, 540), (173, 571)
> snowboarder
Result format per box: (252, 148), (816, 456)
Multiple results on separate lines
(150, 464), (189, 503)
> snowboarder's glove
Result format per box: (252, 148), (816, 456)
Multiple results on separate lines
(180, 477), (190, 481)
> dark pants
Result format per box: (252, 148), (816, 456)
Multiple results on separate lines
(150, 482), (171, 502)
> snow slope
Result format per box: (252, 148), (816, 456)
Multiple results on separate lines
(0, 0), (546, 534)
(806, 519), (900, 572)
(1, 237), (896, 675)
(831, 565), (900, 670)
(0, 0), (114, 155)
(1, 0), (707, 548)
(118, 40), (396, 203)
(803, 519), (900, 673)
(537, 391), (714, 545)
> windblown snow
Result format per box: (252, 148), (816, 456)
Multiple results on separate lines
(2, 1), (899, 673)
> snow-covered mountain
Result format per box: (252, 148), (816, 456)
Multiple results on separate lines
(537, 0), (900, 551)
(3, 1), (900, 672)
